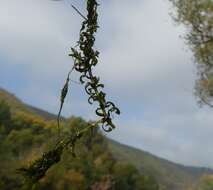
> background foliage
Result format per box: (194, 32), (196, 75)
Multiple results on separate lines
(170, 0), (213, 106)
(0, 98), (159, 190)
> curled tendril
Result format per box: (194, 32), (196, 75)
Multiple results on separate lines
(70, 0), (120, 132)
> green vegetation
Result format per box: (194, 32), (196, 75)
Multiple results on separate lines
(170, 0), (213, 107)
(17, 0), (120, 183)
(185, 175), (213, 190)
(1, 88), (213, 190)
(1, 0), (213, 189)
(195, 175), (213, 190)
(68, 0), (120, 133)
(0, 89), (159, 190)
(108, 139), (213, 190)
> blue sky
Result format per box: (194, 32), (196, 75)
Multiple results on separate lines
(1, 0), (213, 168)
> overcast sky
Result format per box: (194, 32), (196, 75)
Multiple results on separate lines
(1, 0), (213, 168)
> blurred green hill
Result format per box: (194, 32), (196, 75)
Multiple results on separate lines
(0, 88), (212, 190)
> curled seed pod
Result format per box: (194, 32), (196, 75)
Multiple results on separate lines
(102, 122), (113, 132)
(88, 95), (97, 104)
(95, 107), (105, 117)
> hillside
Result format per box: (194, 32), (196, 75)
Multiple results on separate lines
(108, 140), (213, 190)
(0, 88), (59, 120)
(0, 88), (160, 190)
(0, 88), (212, 190)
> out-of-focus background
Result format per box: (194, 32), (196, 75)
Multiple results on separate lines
(1, 0), (213, 189)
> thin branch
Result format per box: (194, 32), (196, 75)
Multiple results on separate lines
(63, 119), (102, 147)
(71, 4), (87, 20)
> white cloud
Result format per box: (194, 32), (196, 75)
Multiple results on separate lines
(0, 0), (80, 77)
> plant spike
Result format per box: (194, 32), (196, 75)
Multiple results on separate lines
(18, 0), (120, 184)
(70, 0), (120, 132)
